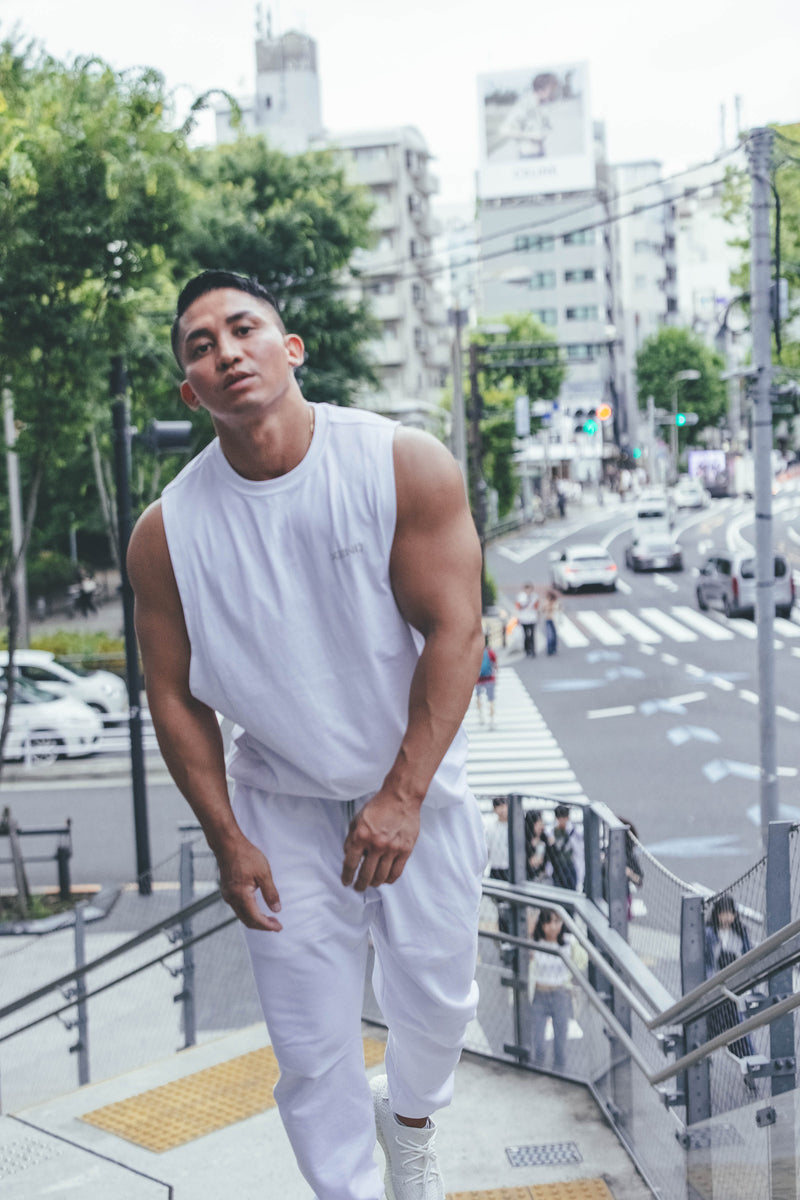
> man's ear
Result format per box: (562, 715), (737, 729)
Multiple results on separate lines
(180, 380), (201, 411)
(285, 333), (305, 368)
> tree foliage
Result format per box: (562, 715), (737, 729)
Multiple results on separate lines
(635, 326), (728, 441)
(468, 313), (566, 517)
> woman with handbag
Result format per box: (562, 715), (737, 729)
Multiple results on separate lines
(527, 908), (574, 1070)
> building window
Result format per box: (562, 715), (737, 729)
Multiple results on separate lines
(409, 238), (420, 258)
(564, 269), (595, 283)
(413, 327), (425, 349)
(634, 240), (654, 253)
(667, 297), (678, 313)
(355, 145), (389, 162)
(513, 234), (555, 252)
(532, 308), (558, 325)
(528, 271), (557, 290)
(566, 306), (599, 321)
(412, 283), (424, 304)
(566, 344), (595, 361)
(563, 229), (595, 246)
(366, 278), (395, 295)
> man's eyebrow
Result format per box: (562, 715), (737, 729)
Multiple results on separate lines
(183, 309), (262, 347)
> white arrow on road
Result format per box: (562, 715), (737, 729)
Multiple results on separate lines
(654, 573), (680, 592)
(703, 759), (799, 783)
(605, 666), (646, 681)
(586, 650), (622, 663)
(640, 691), (706, 716)
(667, 725), (721, 746)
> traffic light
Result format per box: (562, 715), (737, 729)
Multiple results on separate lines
(582, 418), (598, 434)
(632, 447), (642, 459)
(674, 412), (699, 426)
(596, 403), (613, 422)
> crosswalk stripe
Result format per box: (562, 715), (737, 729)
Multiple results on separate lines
(774, 617), (800, 638)
(555, 617), (590, 648)
(670, 606), (734, 640)
(639, 607), (698, 642)
(574, 610), (626, 645)
(727, 618), (758, 640)
(466, 669), (586, 802)
(605, 608), (662, 643)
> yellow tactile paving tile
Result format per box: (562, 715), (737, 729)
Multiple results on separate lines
(448, 1182), (614, 1200)
(81, 1036), (386, 1153)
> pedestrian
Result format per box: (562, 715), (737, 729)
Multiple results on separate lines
(75, 568), (98, 617)
(556, 484), (567, 519)
(705, 895), (755, 1069)
(474, 633), (497, 728)
(524, 809), (549, 883)
(515, 583), (539, 657)
(616, 816), (644, 920)
(539, 587), (561, 656)
(547, 804), (583, 891)
(485, 796), (513, 946)
(527, 908), (574, 1071)
(127, 269), (488, 1200)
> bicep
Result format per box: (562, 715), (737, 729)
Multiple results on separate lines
(389, 429), (482, 636)
(127, 503), (194, 705)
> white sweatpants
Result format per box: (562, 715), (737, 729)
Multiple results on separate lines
(232, 785), (487, 1200)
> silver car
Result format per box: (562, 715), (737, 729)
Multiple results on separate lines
(696, 552), (795, 619)
(626, 532), (683, 573)
(0, 676), (102, 765)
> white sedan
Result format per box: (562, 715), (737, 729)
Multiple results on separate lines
(0, 677), (102, 766)
(550, 544), (618, 592)
(672, 478), (710, 509)
(0, 649), (127, 716)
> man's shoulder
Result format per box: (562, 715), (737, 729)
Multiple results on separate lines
(324, 404), (396, 433)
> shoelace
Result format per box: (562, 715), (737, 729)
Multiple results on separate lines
(393, 1129), (442, 1185)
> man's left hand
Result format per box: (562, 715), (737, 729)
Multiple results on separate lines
(341, 792), (421, 892)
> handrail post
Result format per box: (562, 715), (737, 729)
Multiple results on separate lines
(679, 894), (711, 1125)
(178, 839), (197, 1048)
(72, 903), (90, 1086)
(606, 824), (633, 1128)
(583, 805), (603, 906)
(765, 821), (797, 1200)
(504, 793), (529, 1063)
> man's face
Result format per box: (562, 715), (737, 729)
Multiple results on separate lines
(177, 288), (304, 423)
(494, 802), (508, 822)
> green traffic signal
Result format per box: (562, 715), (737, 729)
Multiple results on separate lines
(675, 413), (687, 426)
(582, 419), (598, 434)
(632, 447), (642, 459)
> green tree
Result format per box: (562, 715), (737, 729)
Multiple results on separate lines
(635, 326), (727, 440)
(468, 313), (566, 516)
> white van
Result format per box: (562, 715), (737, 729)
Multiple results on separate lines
(634, 490), (674, 534)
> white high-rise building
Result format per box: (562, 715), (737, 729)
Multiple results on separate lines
(315, 126), (451, 427)
(215, 24), (323, 155)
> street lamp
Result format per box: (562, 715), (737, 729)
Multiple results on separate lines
(670, 369), (701, 477)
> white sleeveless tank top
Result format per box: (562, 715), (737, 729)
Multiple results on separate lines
(160, 403), (468, 808)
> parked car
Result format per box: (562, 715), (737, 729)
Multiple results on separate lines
(0, 676), (103, 765)
(0, 649), (126, 716)
(696, 551), (795, 619)
(551, 544), (618, 592)
(625, 532), (683, 573)
(673, 478), (710, 510)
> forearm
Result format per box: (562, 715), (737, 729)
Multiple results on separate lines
(149, 691), (243, 856)
(383, 616), (484, 806)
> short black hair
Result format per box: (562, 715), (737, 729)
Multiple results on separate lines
(492, 796), (507, 809)
(554, 804), (570, 820)
(170, 269), (285, 369)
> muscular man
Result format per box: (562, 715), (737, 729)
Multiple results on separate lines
(127, 270), (486, 1200)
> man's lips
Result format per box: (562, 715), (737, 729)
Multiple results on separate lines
(223, 372), (254, 390)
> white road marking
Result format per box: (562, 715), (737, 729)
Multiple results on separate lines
(587, 705), (636, 719)
(739, 690), (759, 705)
(606, 608), (662, 643)
(556, 617), (591, 648)
(639, 607), (698, 642)
(670, 606), (735, 640)
(574, 610), (626, 646)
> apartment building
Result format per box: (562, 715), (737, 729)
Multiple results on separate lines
(318, 126), (451, 427)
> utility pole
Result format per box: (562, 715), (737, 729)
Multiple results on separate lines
(449, 308), (469, 486)
(111, 362), (152, 895)
(748, 127), (778, 847)
(3, 388), (29, 647)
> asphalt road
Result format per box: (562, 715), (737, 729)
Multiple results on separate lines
(488, 483), (800, 891)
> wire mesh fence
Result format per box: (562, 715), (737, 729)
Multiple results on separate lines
(627, 838), (705, 1001)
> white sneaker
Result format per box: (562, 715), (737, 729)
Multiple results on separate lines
(370, 1075), (445, 1200)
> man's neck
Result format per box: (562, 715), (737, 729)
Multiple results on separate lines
(215, 393), (314, 481)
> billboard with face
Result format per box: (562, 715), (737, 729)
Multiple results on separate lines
(477, 63), (594, 199)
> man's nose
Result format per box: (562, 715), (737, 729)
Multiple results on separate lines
(216, 334), (241, 367)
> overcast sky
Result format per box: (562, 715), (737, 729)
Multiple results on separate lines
(2, 0), (798, 208)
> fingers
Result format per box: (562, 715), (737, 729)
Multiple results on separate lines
(221, 859), (283, 932)
(341, 826), (363, 888)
